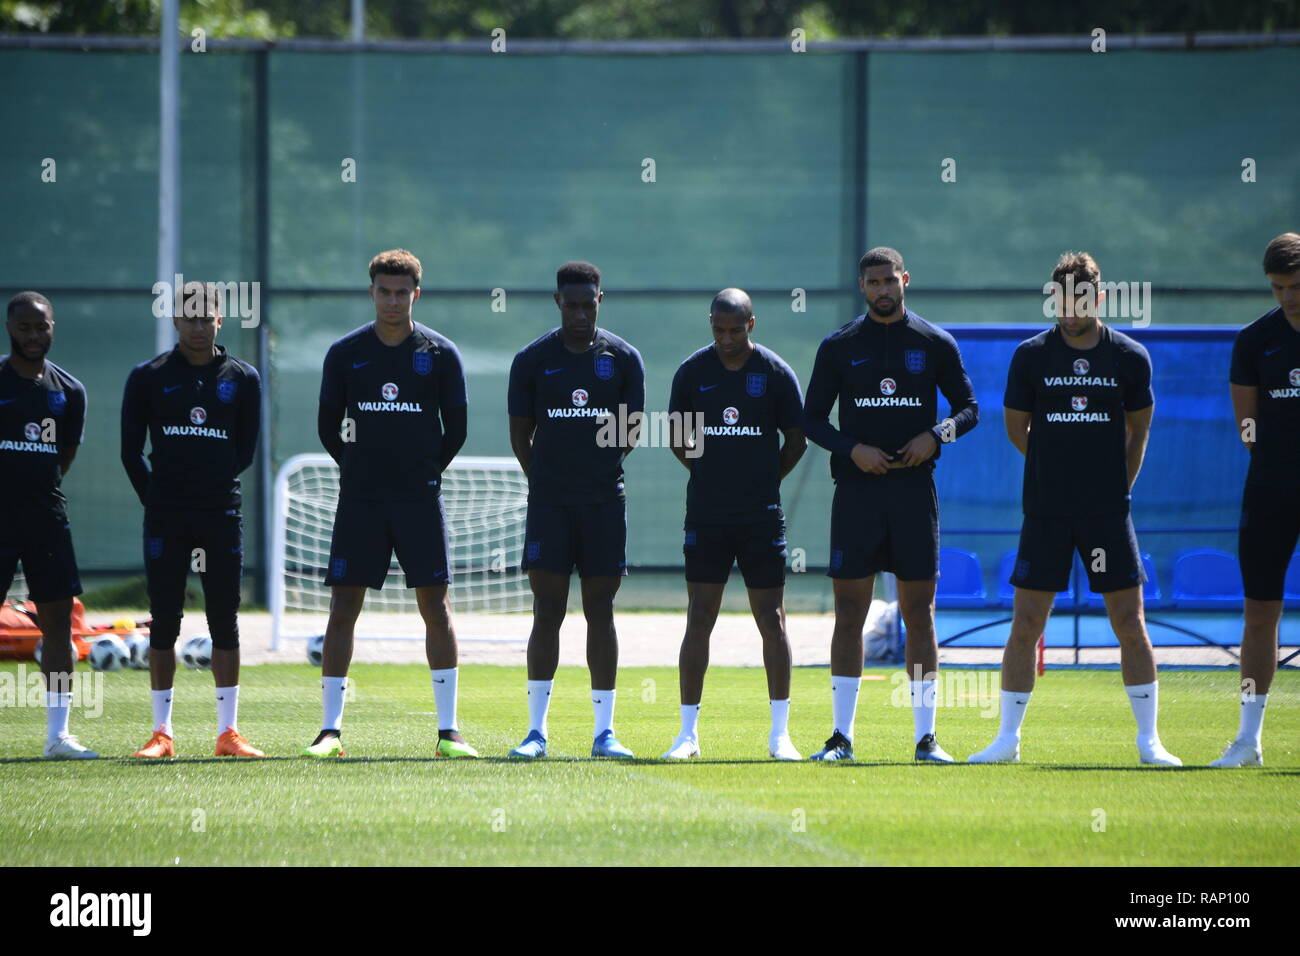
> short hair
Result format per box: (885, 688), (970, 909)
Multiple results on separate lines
(7, 290), (52, 321)
(859, 247), (905, 276)
(1052, 251), (1100, 289)
(1263, 233), (1300, 275)
(369, 249), (422, 287)
(556, 261), (601, 289)
(710, 288), (753, 320)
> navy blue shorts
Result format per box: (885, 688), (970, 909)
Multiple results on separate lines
(828, 471), (938, 581)
(1011, 512), (1144, 594)
(1238, 482), (1300, 601)
(325, 496), (450, 590)
(0, 506), (82, 604)
(144, 507), (243, 647)
(522, 497), (627, 578)
(684, 511), (787, 590)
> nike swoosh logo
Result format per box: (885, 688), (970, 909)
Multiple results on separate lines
(352, 361), (369, 369)
(1133, 693), (1150, 699)
(163, 385), (181, 393)
(433, 679), (446, 684)
(0, 398), (15, 405)
(1265, 347), (1281, 355)
(544, 368), (563, 375)
(851, 358), (869, 366)
(699, 384), (719, 391)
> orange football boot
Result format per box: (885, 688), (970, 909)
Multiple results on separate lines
(215, 727), (266, 758)
(134, 729), (175, 759)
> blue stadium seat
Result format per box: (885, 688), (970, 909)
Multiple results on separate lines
(997, 549), (1073, 609)
(1082, 553), (1162, 608)
(1284, 553), (1300, 609)
(1172, 549), (1243, 609)
(935, 548), (987, 608)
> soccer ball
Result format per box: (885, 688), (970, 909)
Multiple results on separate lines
(89, 635), (131, 672)
(181, 634), (213, 670)
(123, 632), (150, 670)
(306, 634), (325, 667)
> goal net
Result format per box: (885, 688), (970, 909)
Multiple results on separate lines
(270, 454), (531, 647)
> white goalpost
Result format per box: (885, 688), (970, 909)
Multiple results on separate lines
(270, 454), (532, 648)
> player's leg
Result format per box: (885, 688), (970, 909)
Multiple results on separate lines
(1090, 515), (1180, 766)
(891, 476), (953, 762)
(1101, 585), (1178, 765)
(969, 516), (1068, 763)
(306, 498), (387, 756)
(810, 575), (873, 761)
(577, 498), (632, 758)
(738, 515), (800, 759)
(811, 483), (883, 760)
(199, 509), (263, 757)
(397, 495), (477, 757)
(135, 510), (186, 757)
(1215, 482), (1295, 766)
(663, 579), (724, 758)
(20, 511), (96, 759)
(663, 522), (728, 758)
(898, 577), (954, 763)
(509, 499), (573, 757)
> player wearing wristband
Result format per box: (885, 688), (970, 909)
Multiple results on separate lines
(803, 248), (978, 762)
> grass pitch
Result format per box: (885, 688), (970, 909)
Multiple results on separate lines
(0, 664), (1295, 866)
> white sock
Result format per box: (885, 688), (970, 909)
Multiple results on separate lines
(45, 691), (72, 747)
(216, 685), (239, 735)
(322, 676), (348, 731)
(998, 689), (1031, 740)
(1237, 691), (1267, 748)
(911, 679), (937, 743)
(831, 676), (860, 742)
(151, 688), (174, 737)
(769, 699), (790, 741)
(527, 679), (552, 737)
(679, 703), (700, 741)
(431, 667), (458, 731)
(1125, 681), (1159, 745)
(593, 689), (616, 737)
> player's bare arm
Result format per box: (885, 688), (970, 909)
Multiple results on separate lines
(1230, 383), (1258, 452)
(777, 426), (806, 479)
(1124, 404), (1154, 489)
(1004, 407), (1031, 456)
(508, 415), (535, 477)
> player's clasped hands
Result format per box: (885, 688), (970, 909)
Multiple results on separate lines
(893, 430), (939, 468)
(849, 442), (894, 474)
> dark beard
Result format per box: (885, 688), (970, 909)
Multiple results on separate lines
(8, 333), (49, 362)
(872, 298), (901, 318)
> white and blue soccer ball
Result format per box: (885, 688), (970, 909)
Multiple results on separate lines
(123, 632), (150, 670)
(181, 634), (213, 671)
(306, 634), (325, 667)
(89, 635), (131, 672)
